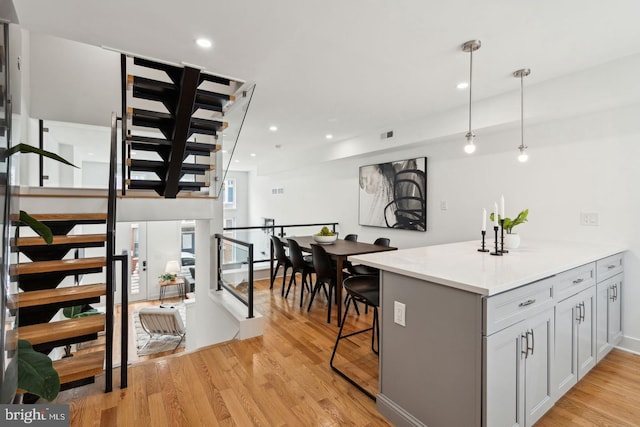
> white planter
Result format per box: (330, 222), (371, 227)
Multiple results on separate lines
(504, 233), (521, 249)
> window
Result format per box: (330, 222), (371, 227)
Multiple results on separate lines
(223, 179), (236, 209)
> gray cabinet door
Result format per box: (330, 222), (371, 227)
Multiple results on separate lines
(596, 274), (623, 362)
(554, 294), (578, 397)
(576, 287), (596, 378)
(524, 308), (555, 427)
(485, 307), (554, 427)
(485, 320), (525, 427)
(596, 280), (611, 362)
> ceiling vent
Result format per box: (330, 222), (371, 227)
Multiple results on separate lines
(380, 130), (394, 140)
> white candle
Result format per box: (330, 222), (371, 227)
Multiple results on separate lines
(482, 208), (486, 231)
(494, 202), (499, 226)
(500, 195), (505, 219)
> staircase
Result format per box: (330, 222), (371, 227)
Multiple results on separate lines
(122, 56), (245, 198)
(10, 213), (109, 391)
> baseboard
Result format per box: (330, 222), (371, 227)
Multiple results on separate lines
(377, 393), (427, 427)
(619, 335), (640, 354)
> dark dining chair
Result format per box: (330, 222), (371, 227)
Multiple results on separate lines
(308, 244), (337, 323)
(344, 234), (358, 242)
(270, 235), (293, 296)
(349, 237), (390, 276)
(330, 274), (380, 400)
(286, 238), (315, 307)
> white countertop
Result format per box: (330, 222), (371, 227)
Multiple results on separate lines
(349, 240), (625, 296)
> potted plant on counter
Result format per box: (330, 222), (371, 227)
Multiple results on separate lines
(490, 209), (529, 249)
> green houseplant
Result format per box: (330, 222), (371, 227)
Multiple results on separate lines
(490, 209), (529, 249)
(490, 209), (529, 234)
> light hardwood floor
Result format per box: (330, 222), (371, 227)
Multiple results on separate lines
(52, 278), (640, 426)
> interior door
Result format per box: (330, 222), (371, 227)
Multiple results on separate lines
(128, 223), (148, 302)
(115, 222), (148, 303)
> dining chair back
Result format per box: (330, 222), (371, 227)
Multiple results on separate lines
(344, 234), (358, 242)
(286, 238), (315, 307)
(270, 235), (293, 296)
(309, 244), (337, 323)
(349, 237), (391, 276)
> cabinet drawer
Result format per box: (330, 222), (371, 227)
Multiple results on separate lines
(554, 263), (595, 302)
(596, 253), (623, 283)
(484, 276), (555, 336)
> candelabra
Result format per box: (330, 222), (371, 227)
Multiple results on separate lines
(490, 226), (502, 256)
(499, 219), (509, 253)
(478, 230), (489, 252)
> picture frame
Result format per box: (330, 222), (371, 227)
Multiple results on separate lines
(358, 157), (427, 231)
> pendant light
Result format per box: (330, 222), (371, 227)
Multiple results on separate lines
(462, 40), (481, 154)
(514, 68), (531, 162)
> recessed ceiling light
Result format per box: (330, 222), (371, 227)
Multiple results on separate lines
(234, 159), (240, 163)
(325, 134), (333, 140)
(222, 150), (228, 153)
(88, 152), (94, 156)
(457, 82), (469, 90)
(275, 144), (282, 149)
(250, 153), (256, 157)
(269, 125), (278, 131)
(196, 38), (212, 48)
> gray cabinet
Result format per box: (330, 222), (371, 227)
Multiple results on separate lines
(485, 308), (555, 427)
(596, 273), (623, 362)
(553, 286), (596, 397)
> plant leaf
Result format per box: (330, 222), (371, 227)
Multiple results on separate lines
(19, 211), (53, 245)
(1, 143), (78, 168)
(17, 340), (60, 401)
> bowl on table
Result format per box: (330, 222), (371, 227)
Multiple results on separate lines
(313, 234), (337, 244)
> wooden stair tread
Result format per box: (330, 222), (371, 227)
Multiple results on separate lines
(127, 159), (212, 173)
(12, 256), (106, 276)
(12, 283), (106, 309)
(53, 351), (104, 384)
(14, 233), (106, 247)
(11, 213), (107, 222)
(18, 314), (105, 346)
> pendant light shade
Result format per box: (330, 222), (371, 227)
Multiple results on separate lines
(462, 40), (481, 154)
(514, 68), (531, 162)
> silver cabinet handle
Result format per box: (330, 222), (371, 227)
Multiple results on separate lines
(575, 304), (582, 323)
(610, 285), (617, 301)
(573, 278), (584, 284)
(580, 302), (586, 323)
(521, 333), (529, 359)
(527, 329), (534, 356)
(607, 264), (616, 270)
(519, 299), (536, 307)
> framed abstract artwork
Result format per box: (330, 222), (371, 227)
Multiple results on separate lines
(358, 157), (426, 231)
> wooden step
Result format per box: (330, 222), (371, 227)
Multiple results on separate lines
(127, 159), (212, 175)
(13, 283), (106, 309)
(11, 256), (106, 276)
(126, 179), (208, 193)
(127, 135), (220, 156)
(12, 213), (107, 223)
(14, 233), (106, 248)
(53, 351), (104, 385)
(18, 314), (105, 346)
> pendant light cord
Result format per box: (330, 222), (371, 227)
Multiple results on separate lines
(468, 48), (473, 134)
(520, 74), (524, 148)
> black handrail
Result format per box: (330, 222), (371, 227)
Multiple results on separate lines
(114, 251), (129, 388)
(105, 112), (118, 392)
(214, 233), (254, 319)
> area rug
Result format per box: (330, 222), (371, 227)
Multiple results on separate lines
(134, 303), (187, 356)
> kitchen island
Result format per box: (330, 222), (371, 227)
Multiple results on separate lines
(350, 240), (624, 427)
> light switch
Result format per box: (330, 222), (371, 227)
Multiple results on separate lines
(394, 301), (406, 327)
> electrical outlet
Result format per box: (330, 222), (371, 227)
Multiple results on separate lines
(394, 301), (406, 327)
(440, 200), (448, 211)
(580, 212), (599, 226)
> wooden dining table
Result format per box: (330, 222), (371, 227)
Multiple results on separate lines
(288, 236), (397, 324)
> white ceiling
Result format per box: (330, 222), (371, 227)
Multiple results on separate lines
(11, 0), (640, 172)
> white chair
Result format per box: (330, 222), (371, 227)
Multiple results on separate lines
(138, 306), (186, 352)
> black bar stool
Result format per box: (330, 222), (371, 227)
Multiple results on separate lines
(330, 274), (379, 400)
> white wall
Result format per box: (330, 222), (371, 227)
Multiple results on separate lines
(249, 103), (640, 352)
